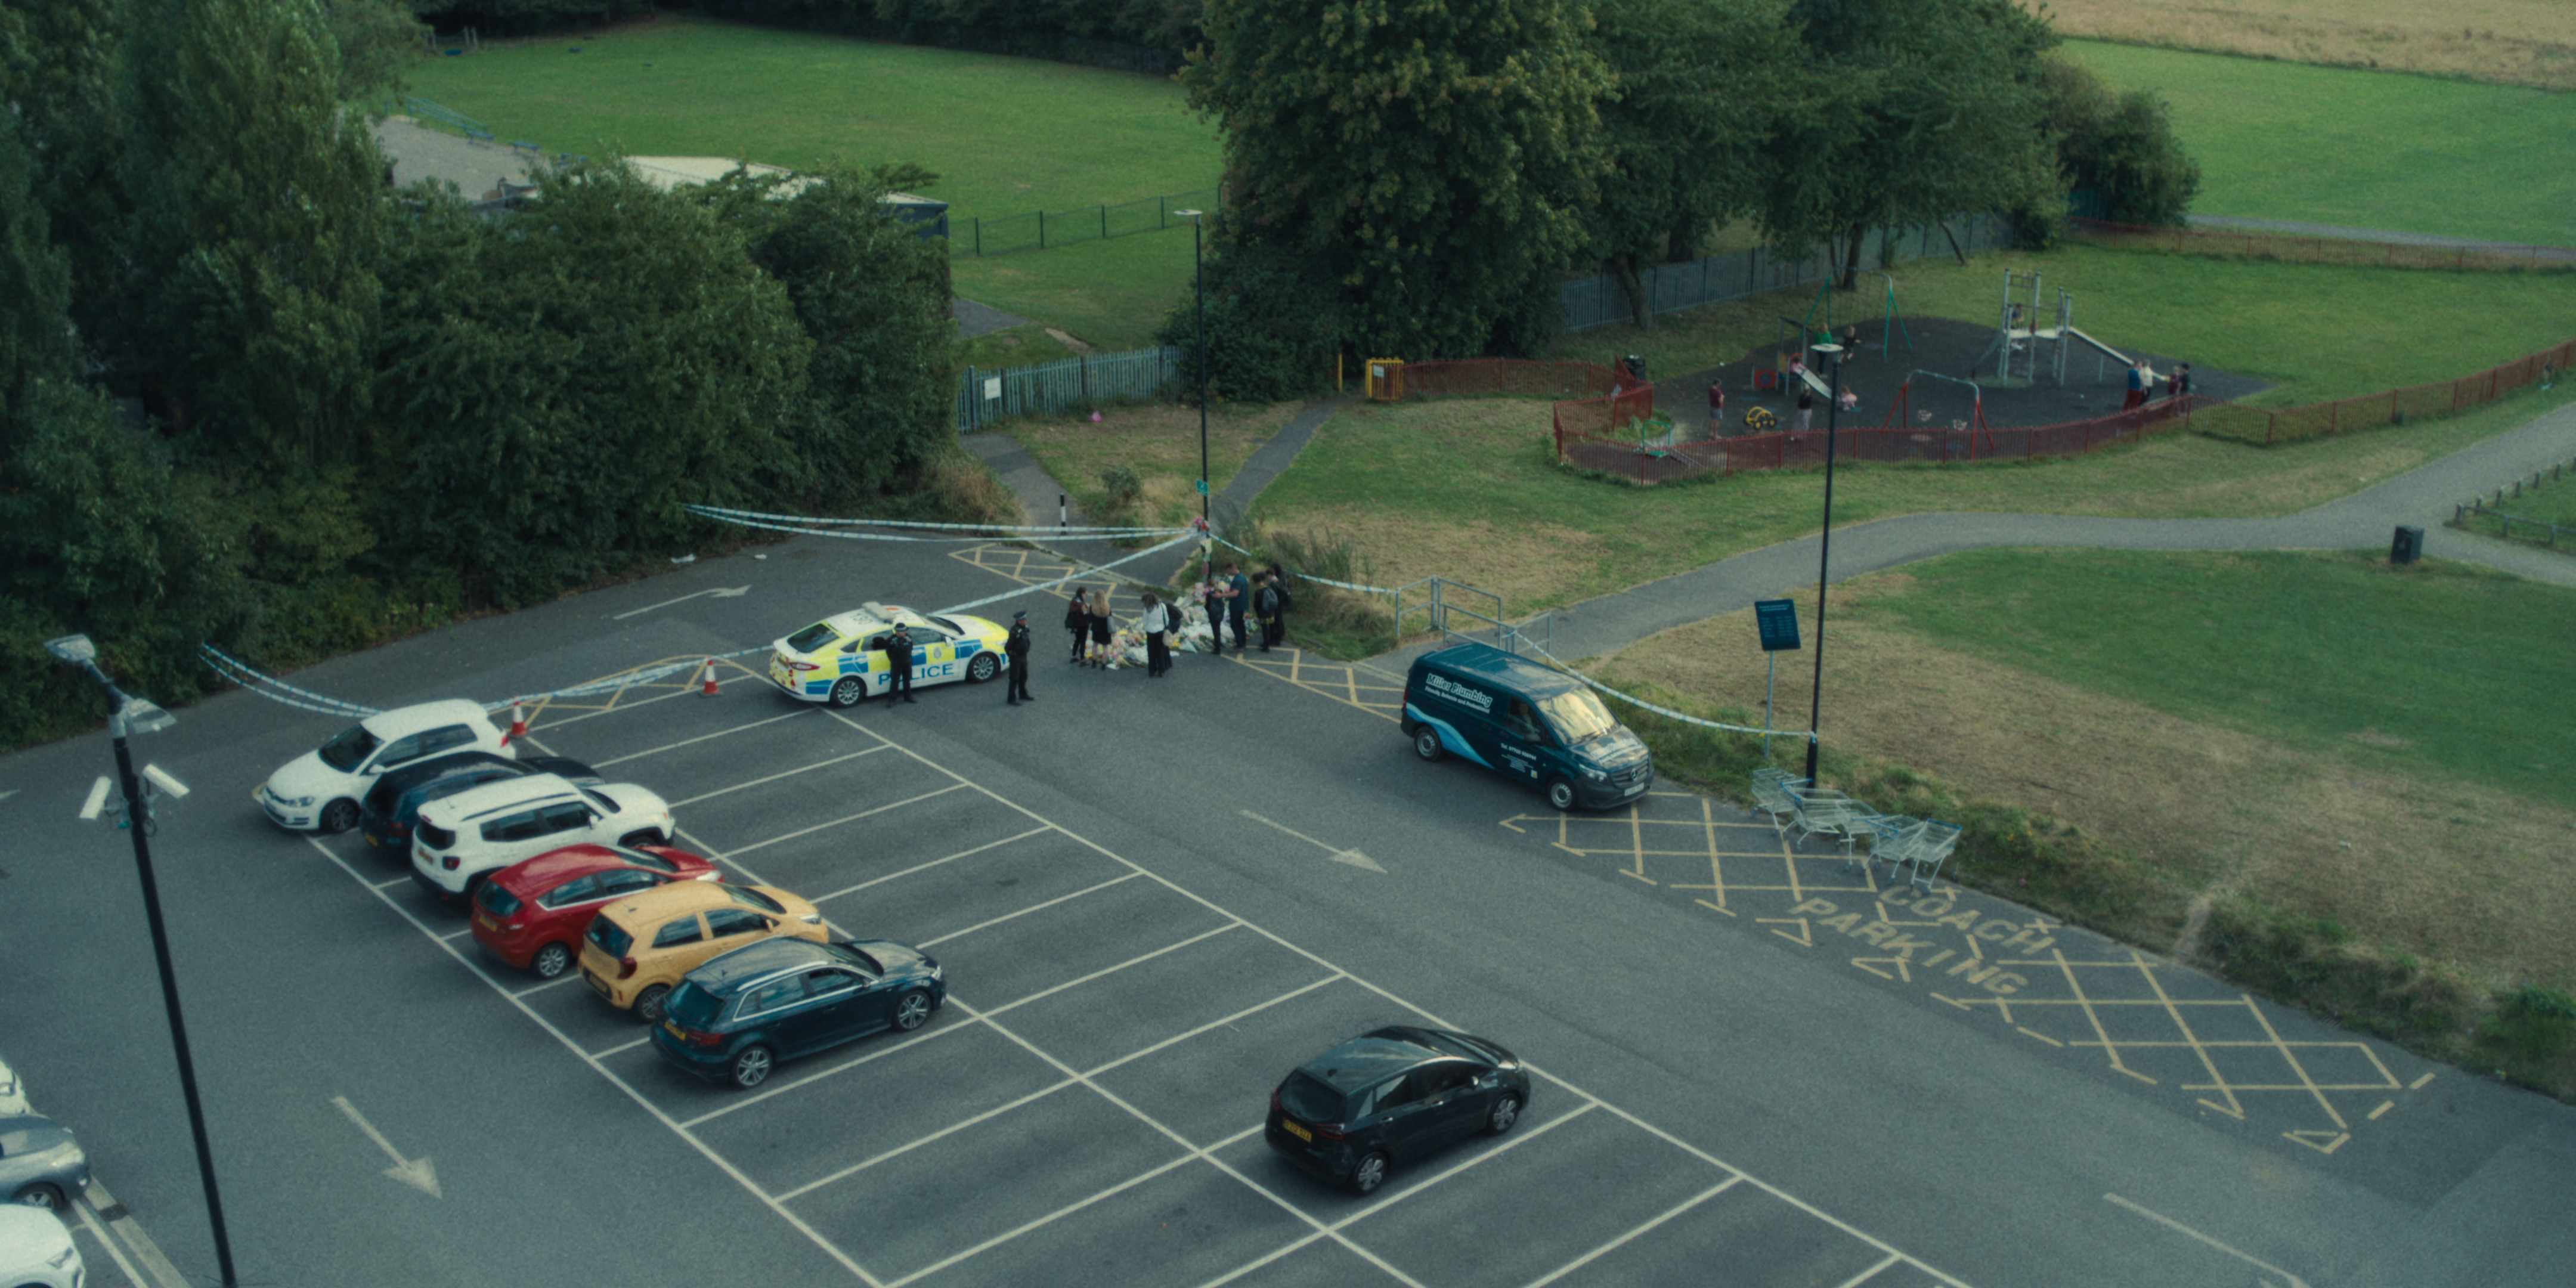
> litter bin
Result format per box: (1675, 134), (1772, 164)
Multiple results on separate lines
(1621, 354), (1647, 382)
(2389, 525), (2424, 565)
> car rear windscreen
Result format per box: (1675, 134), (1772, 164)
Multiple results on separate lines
(1276, 1070), (1346, 1123)
(664, 983), (723, 1028)
(785, 623), (840, 653)
(475, 883), (523, 918)
(586, 917), (634, 958)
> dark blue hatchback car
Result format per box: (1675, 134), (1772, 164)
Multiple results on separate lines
(1265, 1027), (1530, 1195)
(651, 937), (946, 1089)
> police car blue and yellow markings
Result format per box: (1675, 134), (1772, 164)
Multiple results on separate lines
(767, 603), (1007, 705)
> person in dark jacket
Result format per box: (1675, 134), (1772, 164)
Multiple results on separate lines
(881, 623), (915, 707)
(1063, 590), (1088, 662)
(1004, 610), (1033, 704)
(1086, 589), (1113, 666)
(1254, 574), (1283, 652)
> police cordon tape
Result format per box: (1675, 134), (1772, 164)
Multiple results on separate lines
(683, 503), (1187, 542)
(1202, 534), (1397, 595)
(196, 534), (1200, 720)
(1517, 639), (1813, 744)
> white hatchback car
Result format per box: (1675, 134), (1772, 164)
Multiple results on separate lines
(0, 1206), (82, 1288)
(411, 775), (674, 900)
(259, 699), (510, 834)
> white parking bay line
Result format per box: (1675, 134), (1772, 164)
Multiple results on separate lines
(1519, 1176), (1742, 1288)
(1834, 1253), (1906, 1288)
(666, 745), (893, 809)
(719, 784), (974, 859)
(774, 1073), (1084, 1203)
(587, 707), (815, 769)
(973, 922), (1242, 1019)
(299, 834), (892, 1288)
(809, 826), (1054, 905)
(915, 871), (1145, 948)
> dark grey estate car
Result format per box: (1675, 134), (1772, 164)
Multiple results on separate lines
(1264, 1026), (1531, 1194)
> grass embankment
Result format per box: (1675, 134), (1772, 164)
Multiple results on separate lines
(400, 13), (1219, 351)
(2041, 0), (2576, 92)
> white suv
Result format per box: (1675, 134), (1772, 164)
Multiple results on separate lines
(261, 699), (510, 834)
(410, 775), (674, 899)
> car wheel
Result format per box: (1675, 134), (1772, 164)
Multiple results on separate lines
(1485, 1094), (1522, 1135)
(966, 652), (1000, 683)
(635, 983), (672, 1025)
(1413, 728), (1444, 762)
(531, 942), (573, 980)
(892, 989), (934, 1032)
(619, 829), (667, 848)
(1544, 776), (1578, 812)
(320, 798), (360, 834)
(829, 677), (866, 708)
(1349, 1151), (1389, 1196)
(729, 1045), (774, 1090)
(13, 1183), (63, 1210)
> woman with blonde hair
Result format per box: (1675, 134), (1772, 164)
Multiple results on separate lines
(1086, 589), (1114, 666)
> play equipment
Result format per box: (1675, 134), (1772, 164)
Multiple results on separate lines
(1869, 271), (1912, 359)
(1973, 270), (2133, 386)
(1877, 369), (1995, 457)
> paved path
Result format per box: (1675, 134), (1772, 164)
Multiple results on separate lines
(969, 389), (2576, 671)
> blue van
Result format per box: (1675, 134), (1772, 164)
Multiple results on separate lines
(1402, 643), (1654, 811)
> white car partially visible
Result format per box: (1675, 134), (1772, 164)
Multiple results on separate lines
(259, 699), (511, 834)
(0, 1058), (24, 1116)
(411, 775), (676, 900)
(0, 1206), (83, 1288)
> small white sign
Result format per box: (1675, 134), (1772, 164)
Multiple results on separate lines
(983, 376), (1002, 400)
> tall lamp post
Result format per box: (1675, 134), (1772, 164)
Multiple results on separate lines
(1174, 209), (1210, 549)
(44, 635), (239, 1288)
(1804, 343), (1845, 785)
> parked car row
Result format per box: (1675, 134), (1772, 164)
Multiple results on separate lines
(0, 1058), (91, 1287)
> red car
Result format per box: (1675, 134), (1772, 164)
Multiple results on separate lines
(471, 844), (722, 979)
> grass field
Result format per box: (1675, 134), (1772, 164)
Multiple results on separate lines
(398, 14), (1218, 349)
(2059, 39), (2576, 246)
(2039, 0), (2576, 89)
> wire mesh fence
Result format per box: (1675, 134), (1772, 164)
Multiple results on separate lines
(1559, 214), (2015, 333)
(2071, 218), (2576, 270)
(955, 346), (1186, 433)
(955, 187), (1222, 257)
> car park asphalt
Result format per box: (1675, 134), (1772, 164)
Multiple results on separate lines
(8, 530), (2576, 1287)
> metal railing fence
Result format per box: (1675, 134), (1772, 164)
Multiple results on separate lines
(1559, 215), (2014, 333)
(955, 346), (1185, 433)
(955, 187), (1222, 257)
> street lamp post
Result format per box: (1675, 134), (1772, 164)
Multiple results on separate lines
(1174, 209), (1210, 546)
(1804, 344), (1846, 785)
(44, 635), (239, 1288)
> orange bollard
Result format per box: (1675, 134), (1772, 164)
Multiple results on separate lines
(701, 659), (720, 696)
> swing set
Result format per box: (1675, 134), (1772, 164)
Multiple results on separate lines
(1753, 273), (1911, 394)
(1876, 369), (1995, 459)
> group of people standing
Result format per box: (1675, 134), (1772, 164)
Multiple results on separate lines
(1045, 560), (1292, 691)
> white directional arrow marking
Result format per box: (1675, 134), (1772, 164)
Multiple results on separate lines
(1240, 810), (1385, 874)
(333, 1096), (441, 1198)
(611, 585), (751, 621)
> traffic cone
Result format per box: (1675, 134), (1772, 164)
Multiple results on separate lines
(504, 699), (527, 745)
(700, 658), (720, 696)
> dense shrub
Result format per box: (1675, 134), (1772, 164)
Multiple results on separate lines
(1153, 242), (1342, 403)
(2042, 58), (2202, 227)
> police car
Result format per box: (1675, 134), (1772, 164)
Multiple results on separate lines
(768, 603), (1008, 707)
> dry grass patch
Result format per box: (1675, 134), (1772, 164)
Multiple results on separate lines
(1280, 504), (1608, 606)
(1008, 400), (1305, 524)
(2035, 0), (2576, 88)
(1594, 576), (2576, 992)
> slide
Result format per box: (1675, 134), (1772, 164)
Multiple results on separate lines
(2060, 326), (2131, 367)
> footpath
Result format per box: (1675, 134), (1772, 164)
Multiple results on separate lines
(969, 389), (2576, 674)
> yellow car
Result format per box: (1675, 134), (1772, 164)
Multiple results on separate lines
(768, 603), (1009, 708)
(578, 882), (828, 1024)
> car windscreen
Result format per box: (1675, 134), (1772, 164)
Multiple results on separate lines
(580, 786), (620, 813)
(1276, 1070), (1347, 1123)
(925, 615), (966, 637)
(726, 887), (786, 914)
(616, 846), (679, 874)
(586, 916), (634, 958)
(826, 943), (886, 975)
(1538, 689), (1619, 745)
(784, 622), (842, 654)
(1417, 1030), (1500, 1065)
(475, 882), (524, 918)
(664, 983), (723, 1029)
(318, 723), (380, 771)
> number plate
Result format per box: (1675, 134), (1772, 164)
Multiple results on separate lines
(474, 914), (497, 931)
(663, 1020), (685, 1040)
(364, 833), (378, 846)
(1281, 1119), (1312, 1143)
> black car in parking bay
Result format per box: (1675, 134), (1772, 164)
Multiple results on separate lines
(651, 937), (946, 1089)
(1265, 1027), (1531, 1195)
(356, 751), (600, 852)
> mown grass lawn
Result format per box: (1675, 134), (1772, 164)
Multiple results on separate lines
(2060, 38), (2576, 246)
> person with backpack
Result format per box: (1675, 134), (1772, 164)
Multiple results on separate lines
(1140, 592), (1175, 678)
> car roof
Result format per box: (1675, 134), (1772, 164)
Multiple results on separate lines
(1414, 643), (1582, 698)
(419, 773), (583, 822)
(688, 937), (840, 992)
(358, 699), (496, 737)
(0, 1205), (73, 1259)
(598, 879), (746, 925)
(1295, 1027), (1463, 1091)
(494, 844), (646, 891)
(380, 751), (520, 794)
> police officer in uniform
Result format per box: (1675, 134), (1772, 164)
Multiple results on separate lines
(883, 623), (916, 707)
(1005, 610), (1034, 704)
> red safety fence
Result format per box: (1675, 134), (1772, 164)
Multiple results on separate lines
(1555, 394), (2213, 482)
(2195, 340), (2576, 444)
(2070, 218), (2576, 271)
